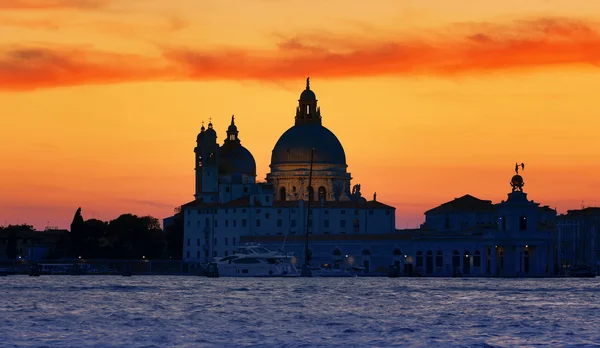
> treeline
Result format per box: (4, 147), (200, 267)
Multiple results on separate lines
(2, 208), (184, 260)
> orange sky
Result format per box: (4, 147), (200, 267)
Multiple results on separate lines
(1, 0), (599, 230)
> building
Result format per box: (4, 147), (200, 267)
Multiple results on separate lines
(174, 80), (557, 277)
(556, 207), (600, 271)
(0, 227), (67, 260)
(179, 79), (396, 270)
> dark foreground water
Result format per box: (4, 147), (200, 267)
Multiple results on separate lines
(1, 276), (599, 347)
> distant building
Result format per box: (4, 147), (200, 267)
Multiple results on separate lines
(556, 207), (600, 271)
(0, 228), (67, 260)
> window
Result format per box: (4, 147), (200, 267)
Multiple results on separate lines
(213, 251), (217, 257)
(393, 249), (402, 256)
(242, 219), (247, 227)
(225, 187), (230, 193)
(519, 216), (527, 231)
(214, 220), (218, 227)
(244, 187), (248, 193)
(341, 210), (346, 215)
(354, 210), (359, 215)
(265, 196), (270, 202)
(324, 210), (329, 215)
(291, 220), (296, 227)
(225, 220), (229, 227)
(385, 210), (390, 216)
(277, 219), (282, 227)
(242, 209), (246, 213)
(445, 217), (450, 229)
(187, 221), (190, 227)
(186, 251), (190, 258)
(353, 219), (359, 232)
(187, 239), (190, 246)
(197, 239), (200, 246)
(233, 220), (237, 227)
(197, 221), (200, 228)
(340, 220), (346, 228)
(265, 213), (270, 219)
(225, 251), (229, 256)
(256, 219), (261, 227)
(225, 238), (228, 246)
(205, 218), (210, 227)
(324, 220), (329, 228)
(197, 251), (200, 258)
(473, 251), (481, 268)
(256, 209), (261, 213)
(416, 251), (423, 267)
(318, 186), (327, 201)
(436, 251), (443, 268)
(369, 210), (374, 215)
(214, 238), (217, 246)
(233, 238), (236, 245)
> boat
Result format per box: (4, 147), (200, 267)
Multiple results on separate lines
(312, 267), (357, 277)
(569, 265), (596, 278)
(210, 245), (299, 277)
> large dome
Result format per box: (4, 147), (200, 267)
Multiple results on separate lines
(271, 124), (346, 166)
(219, 144), (256, 176)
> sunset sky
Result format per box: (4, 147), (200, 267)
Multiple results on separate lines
(1, 0), (600, 230)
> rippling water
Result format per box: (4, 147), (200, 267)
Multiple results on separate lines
(1, 276), (600, 347)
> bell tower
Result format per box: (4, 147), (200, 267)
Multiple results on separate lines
(194, 120), (219, 202)
(295, 77), (321, 125)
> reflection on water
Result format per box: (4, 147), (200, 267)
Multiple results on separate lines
(1, 276), (600, 347)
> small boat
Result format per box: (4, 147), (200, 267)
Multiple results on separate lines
(312, 267), (357, 277)
(122, 271), (132, 277)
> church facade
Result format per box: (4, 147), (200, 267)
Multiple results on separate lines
(175, 80), (557, 277)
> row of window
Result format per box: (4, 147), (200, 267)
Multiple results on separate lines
(187, 237), (237, 247)
(189, 208), (390, 216)
(187, 218), (363, 230)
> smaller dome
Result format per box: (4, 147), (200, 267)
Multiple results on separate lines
(204, 123), (217, 141)
(196, 130), (204, 143)
(300, 89), (316, 101)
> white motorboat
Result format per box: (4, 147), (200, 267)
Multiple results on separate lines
(212, 245), (299, 277)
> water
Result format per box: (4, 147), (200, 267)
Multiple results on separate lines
(1, 276), (599, 347)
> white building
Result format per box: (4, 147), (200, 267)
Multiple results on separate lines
(180, 79), (396, 268)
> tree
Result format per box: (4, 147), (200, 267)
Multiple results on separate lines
(70, 207), (85, 257)
(2, 224), (34, 259)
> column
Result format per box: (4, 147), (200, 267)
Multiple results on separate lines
(490, 246), (496, 276)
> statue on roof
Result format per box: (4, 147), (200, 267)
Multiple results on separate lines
(515, 162), (525, 174)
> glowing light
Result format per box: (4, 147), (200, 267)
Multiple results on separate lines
(525, 245), (529, 248)
(142, 256), (145, 259)
(345, 255), (348, 258)
(78, 256), (82, 259)
(404, 255), (407, 258)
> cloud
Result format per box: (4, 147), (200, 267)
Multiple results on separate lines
(0, 45), (174, 91)
(1, 17), (599, 90)
(0, 0), (108, 10)
(165, 17), (600, 80)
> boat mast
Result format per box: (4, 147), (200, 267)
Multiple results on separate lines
(301, 148), (316, 277)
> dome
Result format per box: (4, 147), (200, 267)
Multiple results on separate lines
(219, 144), (256, 176)
(271, 124), (346, 166)
(299, 89), (316, 101)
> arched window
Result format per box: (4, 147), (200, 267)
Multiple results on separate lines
(279, 187), (286, 201)
(362, 249), (371, 256)
(452, 250), (460, 269)
(416, 251), (423, 268)
(436, 251), (443, 268)
(473, 251), (481, 268)
(353, 219), (360, 232)
(308, 186), (315, 201)
(393, 249), (402, 256)
(333, 248), (342, 256)
(426, 251), (434, 274)
(318, 186), (327, 201)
